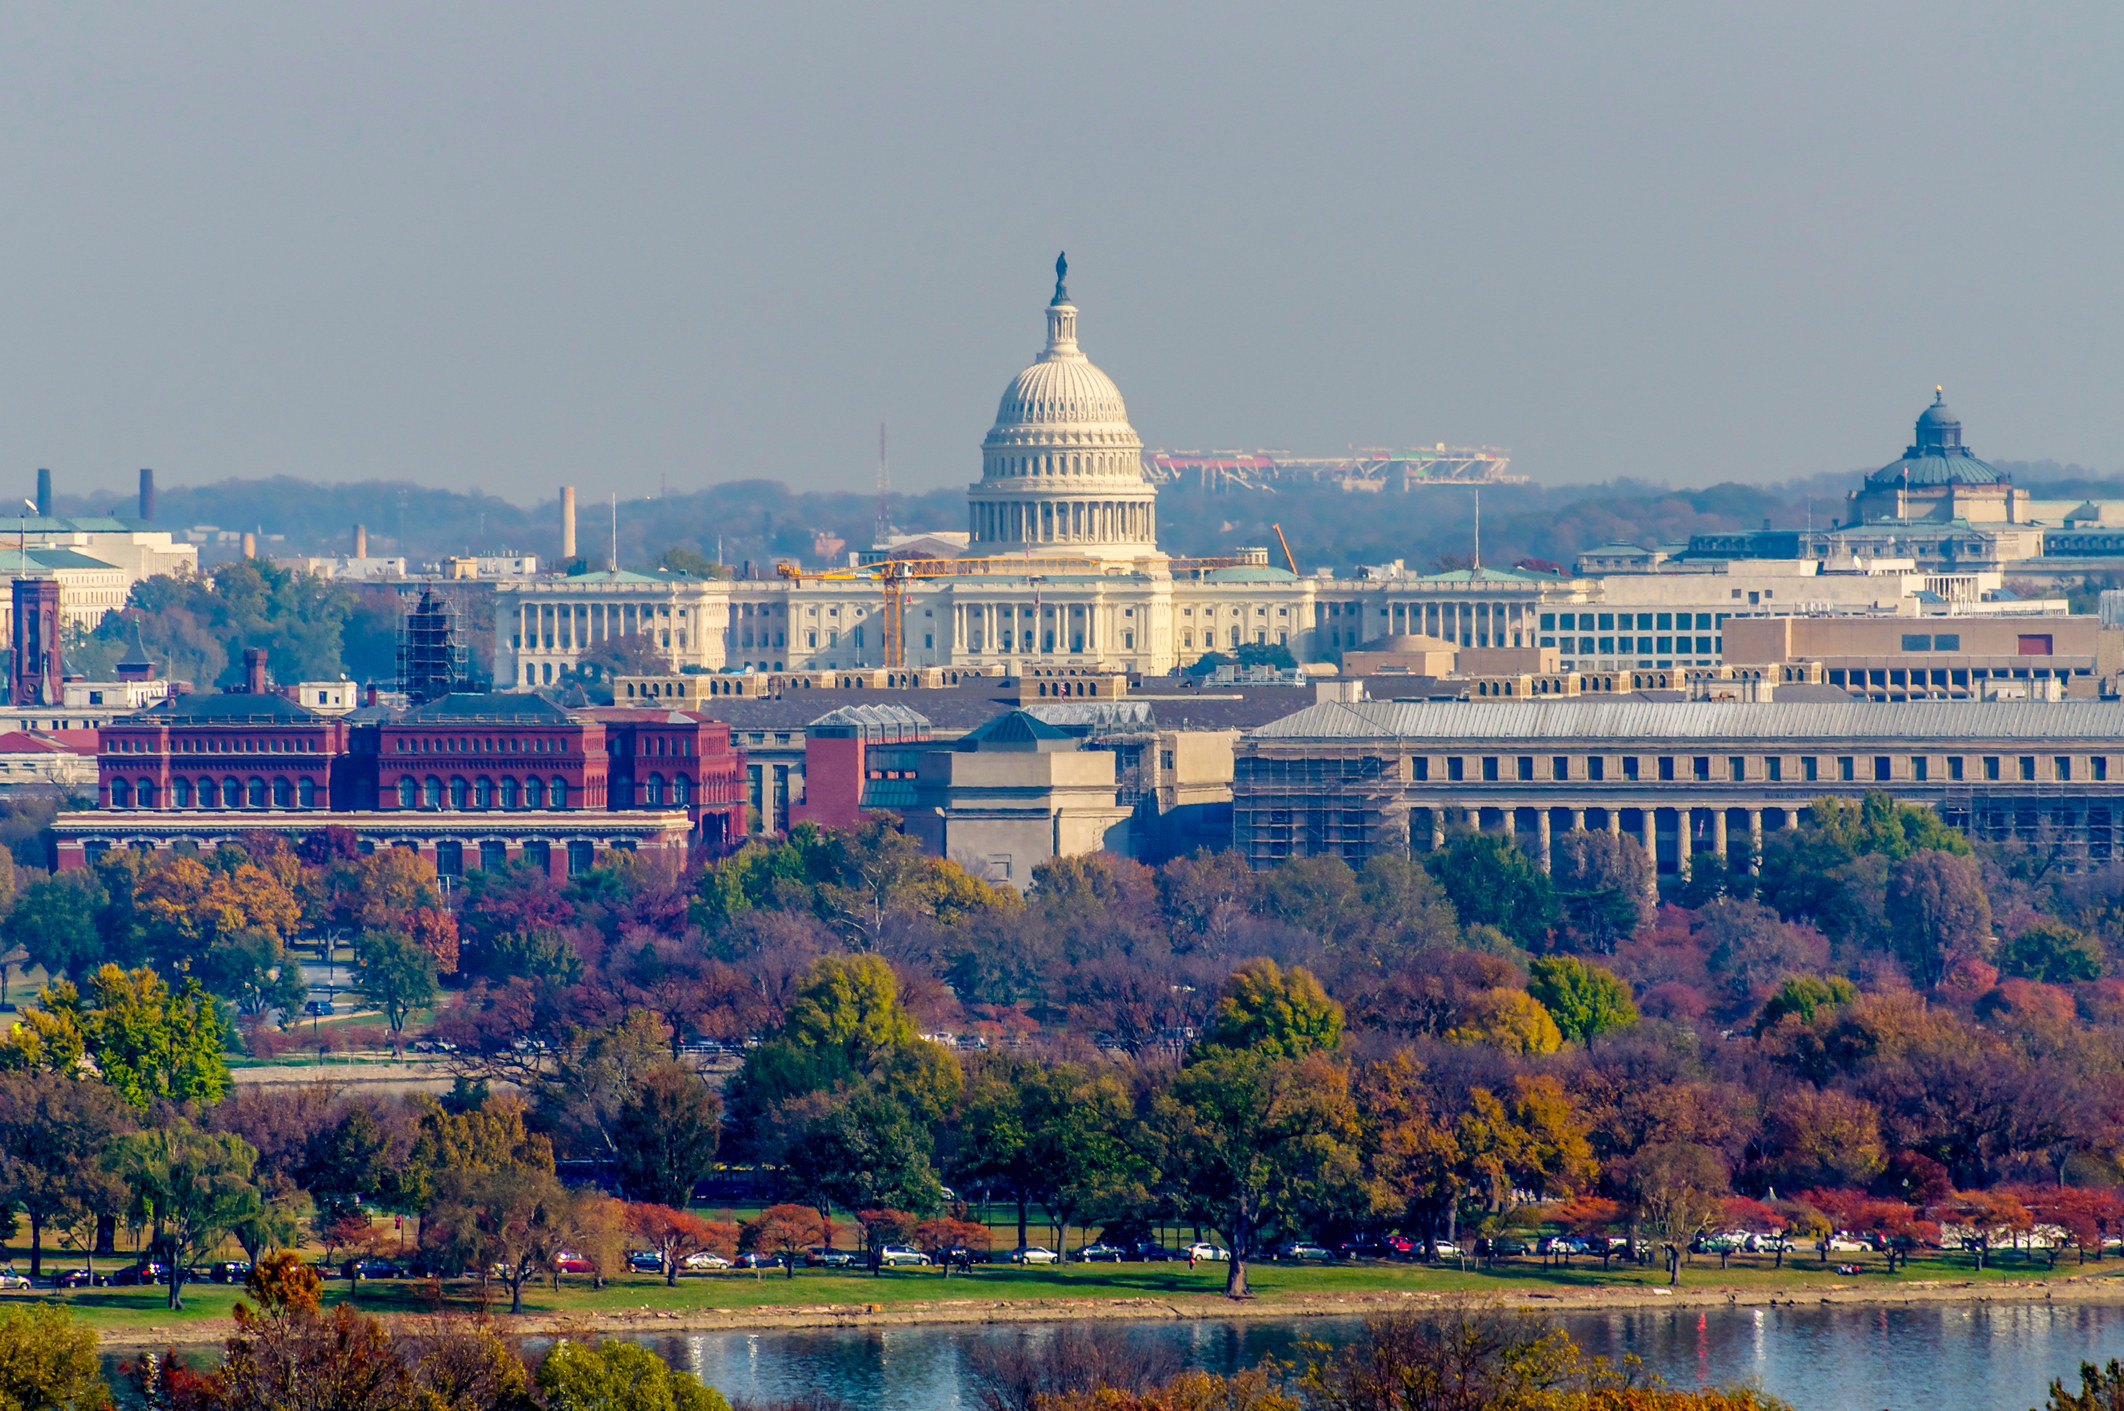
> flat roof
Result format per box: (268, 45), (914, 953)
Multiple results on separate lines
(1246, 698), (2124, 744)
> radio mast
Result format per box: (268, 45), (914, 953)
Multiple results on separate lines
(875, 423), (891, 547)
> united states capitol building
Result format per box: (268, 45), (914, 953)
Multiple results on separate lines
(495, 263), (2064, 691)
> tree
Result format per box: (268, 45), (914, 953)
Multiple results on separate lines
(1755, 975), (1857, 1032)
(0, 1072), (129, 1277)
(1998, 921), (2102, 984)
(353, 928), (439, 1055)
(535, 1337), (730, 1411)
(1760, 1088), (1885, 1191)
(1446, 989), (1563, 1056)
(740, 1204), (827, 1279)
(785, 1087), (947, 1221)
(1551, 830), (1655, 950)
(1886, 850), (1993, 988)
(109, 1118), (265, 1310)
(0, 1305), (108, 1411)
(1019, 1067), (1155, 1260)
(2044, 1361), (2124, 1411)
(422, 1164), (572, 1314)
(200, 927), (309, 1019)
(1424, 832), (1557, 948)
(65, 965), (229, 1107)
(1621, 1142), (1729, 1285)
(626, 1204), (734, 1286)
(1357, 1052), (1461, 1259)
(1526, 957), (1637, 1045)
(1195, 959), (1345, 1059)
(612, 1063), (723, 1208)
(1, 874), (107, 982)
(1156, 1050), (1364, 1297)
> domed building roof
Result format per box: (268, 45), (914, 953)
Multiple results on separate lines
(1864, 387), (2007, 488)
(981, 254), (1144, 466)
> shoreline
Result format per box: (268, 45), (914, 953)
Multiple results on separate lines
(98, 1268), (2124, 1350)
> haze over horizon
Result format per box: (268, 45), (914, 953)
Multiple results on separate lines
(1, 1), (2119, 505)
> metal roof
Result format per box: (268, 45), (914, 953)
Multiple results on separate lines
(1245, 698), (2124, 745)
(807, 703), (932, 730)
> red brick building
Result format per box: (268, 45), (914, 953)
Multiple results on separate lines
(59, 691), (745, 876)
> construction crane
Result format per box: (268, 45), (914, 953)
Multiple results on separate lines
(777, 553), (1261, 668)
(1271, 523), (1299, 575)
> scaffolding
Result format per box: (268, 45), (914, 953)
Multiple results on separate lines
(398, 586), (470, 705)
(1144, 447), (1520, 492)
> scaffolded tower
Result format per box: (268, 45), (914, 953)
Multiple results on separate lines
(398, 587), (469, 706)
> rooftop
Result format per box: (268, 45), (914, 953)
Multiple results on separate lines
(1246, 698), (2124, 744)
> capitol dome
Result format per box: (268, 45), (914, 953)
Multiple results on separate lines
(1865, 387), (2006, 488)
(967, 255), (1161, 563)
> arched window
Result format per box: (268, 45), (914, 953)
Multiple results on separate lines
(198, 777), (217, 808)
(271, 777), (291, 808)
(398, 777), (418, 809)
(550, 777), (568, 809)
(448, 776), (469, 809)
(297, 777), (316, 808)
(423, 776), (443, 809)
(139, 779), (157, 808)
(673, 774), (690, 805)
(645, 773), (664, 805)
(247, 777), (267, 807)
(475, 776), (493, 809)
(500, 776), (520, 809)
(111, 779), (131, 808)
(173, 778), (192, 808)
(225, 777), (243, 808)
(524, 778), (544, 809)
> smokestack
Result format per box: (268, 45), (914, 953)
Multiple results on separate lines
(354, 524), (368, 558)
(243, 647), (267, 694)
(241, 532), (257, 559)
(34, 469), (50, 519)
(560, 486), (577, 560)
(138, 468), (154, 522)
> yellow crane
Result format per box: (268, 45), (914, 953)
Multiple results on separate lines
(777, 552), (1259, 668)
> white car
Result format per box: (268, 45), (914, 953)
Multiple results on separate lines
(1429, 1241), (1463, 1258)
(0, 1271), (26, 1290)
(1826, 1238), (1869, 1253)
(1009, 1245), (1060, 1264)
(682, 1252), (733, 1270)
(877, 1246), (929, 1267)
(1184, 1243), (1230, 1261)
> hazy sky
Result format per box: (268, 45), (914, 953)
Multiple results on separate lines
(1, 1), (2119, 505)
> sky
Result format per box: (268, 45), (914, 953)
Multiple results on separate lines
(0, 1), (2119, 505)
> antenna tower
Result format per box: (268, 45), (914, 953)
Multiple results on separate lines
(875, 423), (891, 547)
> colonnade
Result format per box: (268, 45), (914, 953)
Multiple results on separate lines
(1411, 802), (1790, 878)
(971, 498), (1153, 547)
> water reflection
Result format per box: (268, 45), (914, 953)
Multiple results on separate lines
(616, 1302), (2124, 1411)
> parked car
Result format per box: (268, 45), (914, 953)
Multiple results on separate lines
(1075, 1243), (1128, 1263)
(208, 1261), (254, 1283)
(53, 1269), (108, 1289)
(876, 1246), (928, 1267)
(0, 1270), (27, 1290)
(1826, 1238), (1869, 1253)
(806, 1247), (858, 1268)
(1427, 1241), (1463, 1258)
(304, 1001), (335, 1016)
(342, 1259), (407, 1280)
(552, 1251), (595, 1274)
(1478, 1237), (1530, 1258)
(1009, 1245), (1060, 1265)
(626, 1251), (664, 1274)
(1336, 1235), (1394, 1260)
(928, 1246), (990, 1267)
(1184, 1243), (1230, 1261)
(1277, 1242), (1331, 1261)
(682, 1252), (732, 1270)
(1128, 1242), (1176, 1262)
(1381, 1235), (1415, 1257)
(109, 1263), (168, 1286)
(734, 1252), (785, 1270)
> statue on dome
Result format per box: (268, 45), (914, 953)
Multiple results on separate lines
(1052, 251), (1069, 304)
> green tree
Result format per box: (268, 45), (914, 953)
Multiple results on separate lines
(1155, 1050), (1365, 1298)
(58, 965), (229, 1107)
(1755, 974), (1858, 1032)
(109, 1118), (265, 1311)
(0, 1304), (108, 1411)
(421, 1164), (570, 1315)
(535, 1338), (730, 1411)
(611, 1063), (723, 1209)
(784, 1087), (946, 1221)
(1999, 921), (2102, 984)
(1195, 958), (1345, 1059)
(0, 875), (107, 983)
(0, 1072), (129, 1278)
(2044, 1360), (2124, 1411)
(1424, 832), (1558, 948)
(1886, 849), (1993, 988)
(1550, 830), (1654, 950)
(200, 926), (309, 1020)
(1526, 956), (1638, 1046)
(353, 928), (439, 1055)
(1020, 1067), (1155, 1258)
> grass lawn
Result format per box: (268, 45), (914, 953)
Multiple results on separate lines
(24, 1245), (2124, 1342)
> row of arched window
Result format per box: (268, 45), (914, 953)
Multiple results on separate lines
(394, 775), (573, 811)
(109, 776), (319, 809)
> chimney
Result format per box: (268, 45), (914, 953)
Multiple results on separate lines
(354, 524), (368, 559)
(366, 684), (380, 708)
(138, 468), (155, 522)
(243, 648), (267, 694)
(560, 486), (578, 560)
(34, 469), (50, 519)
(241, 532), (256, 559)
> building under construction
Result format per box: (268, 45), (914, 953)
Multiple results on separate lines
(398, 587), (472, 705)
(1145, 447), (1519, 493)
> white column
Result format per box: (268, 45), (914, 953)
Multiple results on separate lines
(1536, 809), (1552, 872)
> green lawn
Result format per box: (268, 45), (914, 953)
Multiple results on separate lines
(23, 1246), (2123, 1341)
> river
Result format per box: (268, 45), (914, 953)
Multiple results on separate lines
(609, 1302), (2124, 1411)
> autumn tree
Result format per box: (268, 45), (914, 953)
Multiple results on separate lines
(1886, 849), (1993, 988)
(1195, 958), (1346, 1060)
(626, 1204), (735, 1286)
(740, 1204), (826, 1279)
(1620, 1142), (1729, 1285)
(1526, 957), (1637, 1046)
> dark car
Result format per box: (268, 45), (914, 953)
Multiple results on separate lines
(1075, 1242), (1128, 1262)
(304, 1000), (335, 1016)
(926, 1245), (989, 1268)
(208, 1261), (253, 1284)
(626, 1251), (664, 1274)
(53, 1269), (108, 1289)
(109, 1263), (168, 1286)
(1477, 1237), (1529, 1258)
(341, 1258), (407, 1280)
(1128, 1242), (1176, 1262)
(806, 1247), (859, 1269)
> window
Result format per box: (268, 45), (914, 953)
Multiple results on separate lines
(110, 778), (130, 808)
(1729, 757), (1745, 781)
(1517, 756), (1534, 782)
(1552, 756), (1569, 781)
(500, 776), (520, 808)
(2098, 758), (2111, 782)
(1482, 757), (1500, 782)
(1803, 757), (1818, 782)
(1838, 757), (1855, 781)
(1949, 756), (1964, 781)
(1588, 756), (1605, 782)
(1161, 750), (1176, 771)
(399, 777), (418, 808)
(525, 778), (544, 808)
(480, 841), (508, 872)
(1874, 757), (1891, 782)
(2057, 757), (2073, 782)
(1985, 756), (2001, 781)
(673, 775), (690, 805)
(423, 776), (443, 808)
(1935, 633), (1960, 651)
(1597, 614), (1614, 630)
(645, 773), (664, 805)
(272, 776), (292, 807)
(1692, 757), (1709, 781)
(297, 777), (316, 807)
(2020, 757), (2037, 781)
(522, 840), (550, 872)
(1658, 757), (1674, 782)
(1412, 757), (1429, 781)
(1902, 634), (1932, 652)
(247, 777), (267, 807)
(550, 777), (568, 808)
(434, 841), (463, 879)
(1622, 757), (1638, 781)
(475, 776), (493, 808)
(449, 776), (469, 809)
(173, 778), (193, 807)
(1767, 757), (1782, 782)
(1447, 757), (1464, 782)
